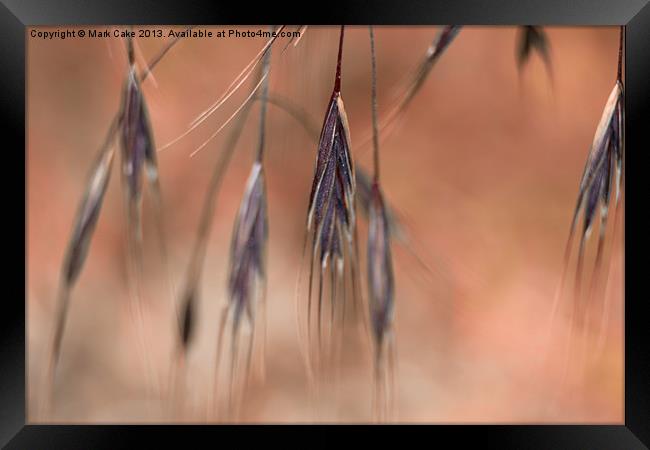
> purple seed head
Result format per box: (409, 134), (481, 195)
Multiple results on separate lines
(307, 93), (356, 245)
(64, 143), (115, 286)
(119, 67), (156, 199)
(227, 162), (268, 328)
(367, 183), (394, 348)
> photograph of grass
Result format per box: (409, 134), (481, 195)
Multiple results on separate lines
(27, 25), (624, 423)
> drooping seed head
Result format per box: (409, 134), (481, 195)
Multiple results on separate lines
(63, 142), (116, 286)
(303, 27), (364, 362)
(367, 183), (395, 348)
(119, 65), (156, 199)
(578, 82), (621, 196)
(569, 80), (623, 245)
(405, 26), (461, 108)
(307, 92), (356, 244)
(228, 162), (268, 328)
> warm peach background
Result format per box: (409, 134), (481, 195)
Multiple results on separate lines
(27, 26), (623, 423)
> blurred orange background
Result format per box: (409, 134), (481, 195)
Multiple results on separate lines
(27, 26), (623, 423)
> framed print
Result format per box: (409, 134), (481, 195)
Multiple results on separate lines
(3, 0), (650, 447)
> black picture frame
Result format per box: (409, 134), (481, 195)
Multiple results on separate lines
(4, 0), (650, 447)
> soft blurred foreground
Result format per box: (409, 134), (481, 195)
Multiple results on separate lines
(27, 26), (623, 423)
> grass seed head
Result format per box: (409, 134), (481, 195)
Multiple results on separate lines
(307, 93), (355, 239)
(367, 183), (394, 350)
(228, 162), (268, 328)
(429, 25), (462, 61)
(63, 134), (116, 286)
(571, 81), (623, 238)
(403, 26), (461, 110)
(119, 66), (156, 200)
